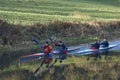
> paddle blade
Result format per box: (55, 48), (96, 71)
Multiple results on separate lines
(32, 37), (39, 44)
(33, 67), (40, 75)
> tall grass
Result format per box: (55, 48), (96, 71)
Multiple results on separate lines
(0, 20), (120, 52)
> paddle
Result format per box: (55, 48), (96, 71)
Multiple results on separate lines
(47, 58), (57, 71)
(33, 61), (44, 75)
(32, 37), (39, 44)
(33, 67), (40, 75)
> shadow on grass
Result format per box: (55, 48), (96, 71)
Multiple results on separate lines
(0, 68), (34, 80)
(0, 59), (120, 80)
(0, 48), (41, 70)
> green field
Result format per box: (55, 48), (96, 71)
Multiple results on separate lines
(0, 0), (120, 25)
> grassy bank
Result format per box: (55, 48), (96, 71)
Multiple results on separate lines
(0, 20), (120, 52)
(0, 51), (120, 80)
(0, 0), (120, 25)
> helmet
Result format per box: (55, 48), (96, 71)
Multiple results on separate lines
(45, 41), (49, 45)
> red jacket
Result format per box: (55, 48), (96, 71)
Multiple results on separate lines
(43, 45), (52, 53)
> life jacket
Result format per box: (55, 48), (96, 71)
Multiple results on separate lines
(90, 47), (98, 55)
(43, 47), (53, 64)
(90, 42), (100, 49)
(43, 45), (52, 53)
(53, 41), (67, 55)
(101, 41), (109, 47)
